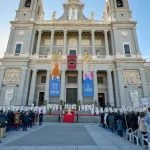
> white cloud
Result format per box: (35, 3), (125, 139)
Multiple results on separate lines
(0, 30), (9, 58)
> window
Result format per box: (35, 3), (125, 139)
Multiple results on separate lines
(95, 40), (102, 46)
(67, 76), (77, 84)
(45, 39), (50, 46)
(41, 76), (46, 83)
(82, 39), (90, 46)
(25, 0), (31, 8)
(97, 77), (104, 84)
(116, 0), (123, 7)
(15, 44), (22, 54)
(124, 44), (131, 55)
(56, 39), (63, 46)
(69, 50), (76, 55)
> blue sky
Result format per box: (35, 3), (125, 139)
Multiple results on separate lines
(0, 0), (150, 61)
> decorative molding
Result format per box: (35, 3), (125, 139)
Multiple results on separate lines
(3, 68), (21, 83)
(18, 30), (25, 36)
(123, 70), (141, 85)
(121, 30), (128, 38)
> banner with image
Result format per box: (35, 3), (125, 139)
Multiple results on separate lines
(83, 55), (94, 97)
(50, 54), (61, 96)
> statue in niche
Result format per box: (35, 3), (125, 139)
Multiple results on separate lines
(58, 50), (62, 55)
(25, 0), (31, 8)
(96, 50), (100, 56)
(52, 11), (57, 20)
(130, 91), (139, 107)
(71, 7), (76, 20)
(90, 11), (95, 21)
(84, 50), (88, 55)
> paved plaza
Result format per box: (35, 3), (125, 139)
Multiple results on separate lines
(0, 123), (144, 150)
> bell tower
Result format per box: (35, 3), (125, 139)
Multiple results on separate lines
(15, 0), (44, 22)
(103, 0), (132, 21)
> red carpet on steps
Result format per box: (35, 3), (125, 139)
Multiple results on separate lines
(63, 111), (75, 123)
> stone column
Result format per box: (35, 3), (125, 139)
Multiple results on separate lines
(60, 70), (66, 102)
(17, 68), (27, 105)
(50, 30), (55, 54)
(63, 30), (67, 54)
(140, 69), (149, 98)
(113, 70), (120, 107)
(78, 30), (82, 55)
(93, 70), (98, 103)
(44, 70), (51, 103)
(117, 69), (125, 106)
(30, 30), (36, 54)
(19, 0), (23, 9)
(104, 30), (109, 55)
(28, 69), (37, 105)
(5, 27), (15, 54)
(107, 70), (115, 107)
(91, 30), (96, 55)
(0, 67), (6, 91)
(132, 27), (140, 54)
(78, 70), (83, 103)
(110, 30), (115, 55)
(23, 69), (31, 105)
(36, 30), (42, 55)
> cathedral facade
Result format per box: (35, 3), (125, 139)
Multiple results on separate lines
(0, 0), (150, 107)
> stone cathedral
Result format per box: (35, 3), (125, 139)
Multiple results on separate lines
(0, 0), (150, 107)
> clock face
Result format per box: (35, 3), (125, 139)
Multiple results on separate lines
(117, 0), (123, 7)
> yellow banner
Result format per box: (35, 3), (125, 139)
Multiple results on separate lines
(83, 55), (93, 74)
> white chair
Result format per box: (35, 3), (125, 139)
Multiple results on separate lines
(142, 133), (148, 147)
(126, 128), (132, 142)
(131, 129), (140, 146)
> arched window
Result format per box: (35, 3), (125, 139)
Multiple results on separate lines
(25, 0), (31, 8)
(116, 0), (123, 7)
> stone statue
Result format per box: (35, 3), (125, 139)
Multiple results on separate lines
(71, 7), (76, 20)
(84, 50), (88, 55)
(130, 91), (139, 107)
(4, 89), (14, 105)
(96, 50), (100, 56)
(90, 11), (95, 20)
(52, 11), (56, 20)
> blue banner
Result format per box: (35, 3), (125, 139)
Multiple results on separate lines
(50, 78), (60, 96)
(83, 78), (93, 97)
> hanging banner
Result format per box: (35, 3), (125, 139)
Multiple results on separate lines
(68, 55), (77, 70)
(50, 54), (61, 96)
(83, 55), (94, 97)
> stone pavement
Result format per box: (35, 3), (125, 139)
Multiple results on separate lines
(0, 123), (145, 150)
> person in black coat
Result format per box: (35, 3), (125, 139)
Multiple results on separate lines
(28, 110), (34, 128)
(0, 110), (6, 143)
(39, 110), (43, 126)
(129, 111), (138, 131)
(23, 112), (29, 131)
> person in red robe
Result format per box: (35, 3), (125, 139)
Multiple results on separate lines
(14, 110), (21, 131)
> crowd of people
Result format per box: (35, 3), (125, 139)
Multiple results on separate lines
(100, 109), (150, 148)
(0, 109), (44, 143)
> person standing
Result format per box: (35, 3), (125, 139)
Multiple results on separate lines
(117, 119), (123, 137)
(144, 108), (150, 149)
(0, 110), (5, 143)
(138, 112), (147, 148)
(39, 110), (43, 126)
(14, 110), (21, 131)
(23, 112), (29, 131)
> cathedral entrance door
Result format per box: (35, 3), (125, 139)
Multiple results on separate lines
(38, 92), (45, 106)
(98, 93), (105, 107)
(66, 88), (77, 104)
